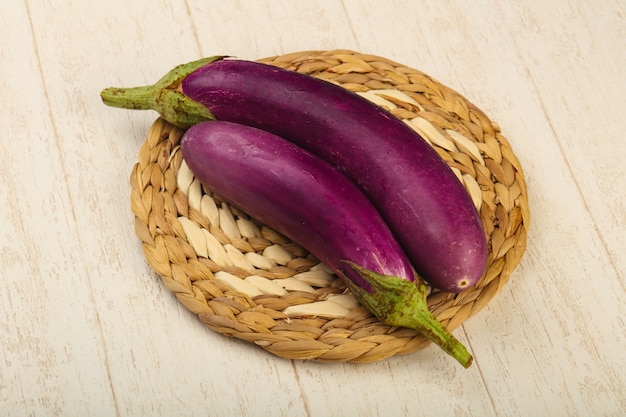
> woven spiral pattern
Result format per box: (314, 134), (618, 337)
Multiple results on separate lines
(130, 50), (529, 363)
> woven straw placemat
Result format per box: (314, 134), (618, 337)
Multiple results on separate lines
(130, 49), (529, 363)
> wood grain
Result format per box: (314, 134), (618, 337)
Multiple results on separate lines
(1, 0), (625, 416)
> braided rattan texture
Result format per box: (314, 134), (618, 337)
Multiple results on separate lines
(130, 50), (529, 363)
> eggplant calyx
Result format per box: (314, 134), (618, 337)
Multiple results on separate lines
(341, 261), (473, 368)
(99, 56), (224, 128)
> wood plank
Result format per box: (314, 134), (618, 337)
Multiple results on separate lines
(187, 0), (359, 60)
(0, 1), (117, 415)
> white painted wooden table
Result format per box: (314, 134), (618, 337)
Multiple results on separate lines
(2, 1), (625, 416)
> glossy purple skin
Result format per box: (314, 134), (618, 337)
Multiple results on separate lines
(181, 59), (487, 293)
(180, 121), (416, 291)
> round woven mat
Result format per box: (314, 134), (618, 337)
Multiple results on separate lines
(130, 49), (529, 363)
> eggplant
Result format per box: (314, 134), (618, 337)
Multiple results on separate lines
(179, 120), (472, 367)
(100, 57), (488, 293)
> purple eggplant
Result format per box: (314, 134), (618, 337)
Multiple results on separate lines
(180, 120), (472, 367)
(100, 57), (488, 293)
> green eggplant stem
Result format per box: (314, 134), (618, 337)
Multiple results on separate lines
(99, 56), (225, 128)
(342, 261), (473, 368)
